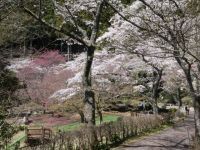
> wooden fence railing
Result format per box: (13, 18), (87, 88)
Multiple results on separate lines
(25, 127), (52, 142)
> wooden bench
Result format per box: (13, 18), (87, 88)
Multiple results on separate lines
(25, 127), (52, 144)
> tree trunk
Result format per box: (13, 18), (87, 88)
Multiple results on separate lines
(152, 83), (158, 114)
(23, 39), (26, 57)
(177, 88), (182, 107)
(152, 97), (158, 114)
(177, 59), (200, 142)
(78, 111), (85, 123)
(194, 95), (200, 140)
(152, 69), (162, 114)
(173, 88), (182, 108)
(83, 46), (95, 125)
(98, 110), (103, 124)
(195, 63), (200, 93)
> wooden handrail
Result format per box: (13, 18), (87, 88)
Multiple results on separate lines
(26, 127), (52, 142)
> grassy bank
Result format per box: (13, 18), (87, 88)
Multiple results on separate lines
(55, 114), (119, 132)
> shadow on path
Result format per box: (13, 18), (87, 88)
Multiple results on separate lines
(113, 114), (195, 150)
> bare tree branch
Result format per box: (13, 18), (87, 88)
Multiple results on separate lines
(22, 6), (86, 45)
(90, 1), (104, 46)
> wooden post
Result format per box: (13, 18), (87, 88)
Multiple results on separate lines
(42, 126), (44, 143)
(24, 38), (26, 57)
(25, 128), (28, 143)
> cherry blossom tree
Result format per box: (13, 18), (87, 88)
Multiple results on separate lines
(20, 0), (128, 125)
(103, 0), (200, 139)
(20, 0), (105, 125)
(32, 50), (65, 68)
(163, 66), (187, 107)
(17, 51), (72, 108)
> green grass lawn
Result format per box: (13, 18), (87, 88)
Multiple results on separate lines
(55, 121), (80, 132)
(55, 114), (120, 132)
(9, 114), (120, 147)
(96, 114), (119, 125)
(8, 131), (26, 149)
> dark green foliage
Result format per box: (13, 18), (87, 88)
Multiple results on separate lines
(138, 70), (148, 78)
(187, 0), (200, 15)
(21, 0), (61, 49)
(94, 143), (110, 150)
(0, 0), (61, 51)
(0, 109), (16, 145)
(0, 59), (22, 146)
(0, 0), (127, 51)
(0, 60), (22, 108)
(110, 134), (121, 144)
(98, 4), (115, 36)
(17, 125), (27, 131)
(42, 0), (56, 23)
(121, 0), (135, 5)
(77, 10), (94, 21)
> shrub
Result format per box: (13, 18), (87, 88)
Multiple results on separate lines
(32, 50), (65, 68)
(174, 110), (185, 119)
(191, 135), (200, 150)
(18, 125), (27, 131)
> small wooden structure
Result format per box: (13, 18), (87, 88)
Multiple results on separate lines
(25, 127), (52, 144)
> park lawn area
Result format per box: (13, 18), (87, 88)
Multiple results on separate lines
(9, 114), (119, 147)
(55, 114), (120, 132)
(96, 114), (119, 125)
(55, 121), (80, 132)
(8, 131), (26, 149)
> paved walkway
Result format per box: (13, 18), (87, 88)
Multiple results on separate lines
(113, 114), (195, 150)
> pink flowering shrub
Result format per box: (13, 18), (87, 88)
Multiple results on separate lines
(16, 50), (74, 105)
(17, 68), (74, 104)
(32, 50), (66, 68)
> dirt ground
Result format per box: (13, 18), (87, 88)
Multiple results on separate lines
(113, 113), (195, 150)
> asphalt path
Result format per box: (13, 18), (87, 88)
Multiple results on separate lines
(113, 113), (195, 150)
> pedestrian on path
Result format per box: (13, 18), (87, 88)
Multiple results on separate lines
(185, 106), (189, 115)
